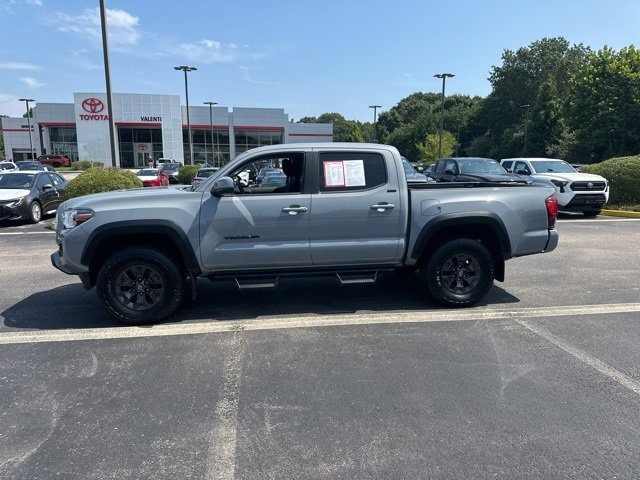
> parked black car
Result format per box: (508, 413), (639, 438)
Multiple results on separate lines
(159, 162), (182, 184)
(429, 157), (530, 184)
(0, 171), (67, 223)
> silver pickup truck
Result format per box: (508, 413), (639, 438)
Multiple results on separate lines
(52, 143), (559, 325)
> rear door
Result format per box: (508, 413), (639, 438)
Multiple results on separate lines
(309, 149), (405, 266)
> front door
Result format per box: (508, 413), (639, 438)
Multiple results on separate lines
(135, 143), (152, 167)
(199, 193), (312, 270)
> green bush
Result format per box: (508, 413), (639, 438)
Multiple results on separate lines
(581, 155), (640, 205)
(65, 167), (142, 199)
(177, 164), (200, 185)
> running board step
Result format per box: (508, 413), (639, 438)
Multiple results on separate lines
(234, 276), (279, 289)
(336, 272), (378, 285)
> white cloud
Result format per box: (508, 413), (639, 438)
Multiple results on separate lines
(56, 7), (140, 49)
(0, 61), (40, 70)
(26, 0), (43, 5)
(19, 77), (46, 88)
(173, 39), (239, 64)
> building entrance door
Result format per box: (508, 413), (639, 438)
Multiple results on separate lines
(135, 143), (152, 167)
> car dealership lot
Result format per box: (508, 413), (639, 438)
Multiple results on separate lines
(1, 216), (639, 479)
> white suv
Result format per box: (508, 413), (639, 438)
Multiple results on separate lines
(501, 158), (609, 217)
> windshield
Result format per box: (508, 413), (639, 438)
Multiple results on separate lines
(138, 169), (158, 176)
(402, 159), (417, 175)
(459, 159), (506, 174)
(529, 160), (577, 173)
(0, 173), (35, 188)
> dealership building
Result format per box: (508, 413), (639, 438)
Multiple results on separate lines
(1, 92), (333, 168)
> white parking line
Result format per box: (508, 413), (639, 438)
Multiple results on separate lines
(515, 318), (640, 396)
(1, 302), (639, 345)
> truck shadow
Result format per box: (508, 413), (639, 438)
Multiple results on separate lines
(2, 274), (521, 330)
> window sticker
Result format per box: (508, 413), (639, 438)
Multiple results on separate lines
(323, 161), (345, 187)
(323, 160), (366, 188)
(343, 160), (366, 186)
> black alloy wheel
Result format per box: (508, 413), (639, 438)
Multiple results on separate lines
(96, 247), (185, 325)
(423, 238), (494, 307)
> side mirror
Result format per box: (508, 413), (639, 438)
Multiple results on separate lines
(42, 184), (54, 191)
(211, 176), (235, 197)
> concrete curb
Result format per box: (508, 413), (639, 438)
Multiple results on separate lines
(601, 209), (640, 218)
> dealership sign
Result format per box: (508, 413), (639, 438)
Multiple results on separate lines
(79, 97), (109, 120)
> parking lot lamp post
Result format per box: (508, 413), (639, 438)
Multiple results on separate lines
(18, 98), (35, 159)
(204, 101), (217, 166)
(521, 104), (530, 154)
(369, 105), (382, 142)
(174, 65), (197, 165)
(433, 73), (455, 158)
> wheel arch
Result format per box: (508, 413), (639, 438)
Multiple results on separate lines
(81, 220), (201, 287)
(411, 213), (510, 282)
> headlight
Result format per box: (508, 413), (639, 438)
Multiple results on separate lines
(6, 196), (26, 208)
(550, 179), (568, 193)
(60, 208), (94, 229)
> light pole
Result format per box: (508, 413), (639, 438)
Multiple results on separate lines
(434, 73), (455, 158)
(369, 105), (381, 142)
(174, 65), (197, 164)
(204, 101), (217, 166)
(99, 0), (118, 166)
(18, 98), (35, 159)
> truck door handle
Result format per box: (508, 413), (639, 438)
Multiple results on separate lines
(370, 203), (396, 212)
(282, 205), (308, 215)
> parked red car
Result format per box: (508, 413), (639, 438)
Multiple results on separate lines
(136, 168), (169, 187)
(37, 154), (72, 168)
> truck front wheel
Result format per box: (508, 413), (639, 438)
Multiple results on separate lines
(423, 239), (494, 307)
(96, 247), (184, 325)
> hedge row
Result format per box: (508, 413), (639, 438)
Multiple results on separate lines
(580, 155), (640, 205)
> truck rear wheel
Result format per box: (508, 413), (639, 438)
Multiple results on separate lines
(96, 246), (184, 325)
(423, 239), (494, 307)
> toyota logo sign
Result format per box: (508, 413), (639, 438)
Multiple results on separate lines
(79, 97), (109, 120)
(137, 144), (149, 151)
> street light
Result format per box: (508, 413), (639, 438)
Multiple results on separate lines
(369, 105), (382, 142)
(18, 98), (35, 159)
(174, 65), (197, 165)
(434, 73), (455, 158)
(204, 101), (218, 166)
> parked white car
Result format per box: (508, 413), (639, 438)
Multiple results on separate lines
(501, 158), (609, 217)
(0, 161), (18, 171)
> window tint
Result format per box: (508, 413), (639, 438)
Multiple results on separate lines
(318, 152), (386, 192)
(227, 152), (304, 195)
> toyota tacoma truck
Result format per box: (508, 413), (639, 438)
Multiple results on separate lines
(501, 157), (609, 216)
(52, 143), (559, 325)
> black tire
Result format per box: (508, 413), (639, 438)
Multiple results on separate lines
(96, 247), (184, 325)
(582, 209), (601, 217)
(29, 201), (42, 224)
(422, 238), (494, 307)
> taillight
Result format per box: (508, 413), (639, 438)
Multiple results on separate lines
(545, 195), (558, 229)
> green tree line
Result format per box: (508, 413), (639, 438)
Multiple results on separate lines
(300, 37), (640, 165)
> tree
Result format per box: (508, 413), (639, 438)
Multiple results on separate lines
(416, 131), (457, 162)
(565, 46), (640, 161)
(472, 37), (590, 159)
(299, 113), (369, 142)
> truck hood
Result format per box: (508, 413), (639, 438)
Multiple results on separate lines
(0, 188), (30, 200)
(532, 172), (606, 182)
(61, 186), (194, 210)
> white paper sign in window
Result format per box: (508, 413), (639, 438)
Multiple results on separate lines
(343, 160), (366, 187)
(323, 160), (366, 188)
(323, 161), (345, 187)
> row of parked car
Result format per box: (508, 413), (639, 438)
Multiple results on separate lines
(422, 156), (609, 216)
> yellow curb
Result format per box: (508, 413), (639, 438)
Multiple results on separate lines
(601, 209), (640, 218)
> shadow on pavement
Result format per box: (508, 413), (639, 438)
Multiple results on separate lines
(2, 273), (521, 331)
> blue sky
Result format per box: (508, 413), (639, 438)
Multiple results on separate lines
(1, 0), (639, 122)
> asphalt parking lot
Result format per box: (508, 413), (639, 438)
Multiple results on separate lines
(1, 215), (639, 479)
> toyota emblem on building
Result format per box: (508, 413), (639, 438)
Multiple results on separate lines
(82, 97), (105, 114)
(137, 144), (149, 151)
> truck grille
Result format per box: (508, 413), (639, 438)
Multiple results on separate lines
(571, 181), (606, 191)
(566, 194), (606, 207)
